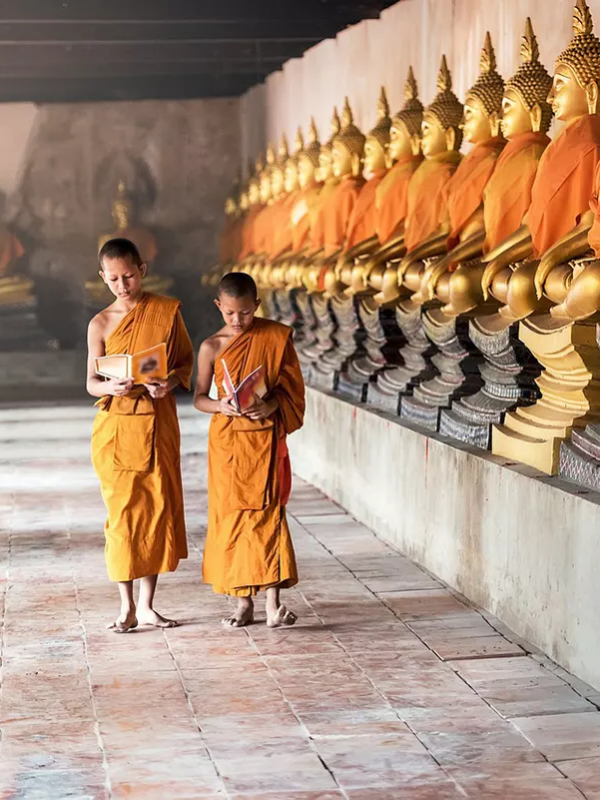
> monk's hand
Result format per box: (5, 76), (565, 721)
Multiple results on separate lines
(146, 379), (170, 400)
(218, 395), (241, 417)
(107, 378), (134, 397)
(245, 394), (277, 421)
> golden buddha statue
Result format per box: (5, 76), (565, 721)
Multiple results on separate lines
(489, 0), (600, 474)
(88, 181), (170, 306)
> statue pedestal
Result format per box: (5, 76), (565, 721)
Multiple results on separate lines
(298, 293), (336, 370)
(294, 290), (317, 352)
(400, 309), (483, 432)
(439, 317), (541, 450)
(0, 297), (52, 351)
(274, 289), (300, 331)
(492, 316), (600, 475)
(367, 304), (438, 415)
(312, 294), (361, 391)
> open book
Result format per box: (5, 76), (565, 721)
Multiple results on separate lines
(95, 342), (168, 384)
(221, 359), (267, 413)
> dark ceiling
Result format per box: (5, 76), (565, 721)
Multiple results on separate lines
(0, 1), (397, 103)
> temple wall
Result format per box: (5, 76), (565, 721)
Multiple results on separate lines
(0, 98), (240, 346)
(240, 0), (591, 164)
(290, 388), (600, 691)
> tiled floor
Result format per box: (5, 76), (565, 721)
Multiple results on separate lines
(1, 400), (600, 799)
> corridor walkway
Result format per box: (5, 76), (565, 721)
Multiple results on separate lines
(1, 402), (600, 799)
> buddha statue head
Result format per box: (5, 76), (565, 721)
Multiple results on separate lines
(389, 67), (424, 164)
(298, 118), (321, 189)
(550, 0), (600, 121)
(462, 32), (505, 143)
(224, 195), (238, 216)
(364, 87), (392, 178)
(270, 135), (289, 199)
(284, 129), (303, 194)
(259, 145), (276, 205)
(248, 155), (263, 206)
(422, 56), (464, 157)
(318, 107), (341, 182)
(502, 18), (553, 138)
(239, 190), (250, 212)
(112, 181), (133, 230)
(332, 98), (366, 178)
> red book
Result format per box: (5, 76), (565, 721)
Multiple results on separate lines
(221, 360), (267, 414)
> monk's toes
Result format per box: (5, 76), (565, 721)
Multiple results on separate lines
(267, 605), (297, 628)
(107, 618), (138, 634)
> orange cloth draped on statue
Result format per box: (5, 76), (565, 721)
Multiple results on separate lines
(291, 185), (321, 253)
(0, 226), (25, 277)
(322, 175), (365, 257)
(344, 170), (387, 250)
(404, 151), (462, 253)
(310, 181), (340, 254)
(483, 131), (550, 252)
(249, 204), (274, 257)
(203, 317), (305, 597)
(219, 215), (242, 265)
(375, 155), (423, 244)
(91, 293), (194, 582)
(271, 191), (300, 258)
(444, 137), (505, 250)
(529, 114), (600, 257)
(238, 205), (263, 259)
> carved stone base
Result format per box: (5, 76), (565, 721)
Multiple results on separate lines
(273, 289), (300, 331)
(317, 293), (362, 376)
(294, 290), (318, 351)
(492, 316), (600, 475)
(438, 317), (541, 450)
(368, 304), (438, 415)
(0, 299), (53, 351)
(400, 309), (483, 432)
(298, 293), (335, 367)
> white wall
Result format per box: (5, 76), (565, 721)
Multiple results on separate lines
(240, 0), (585, 168)
(290, 388), (600, 691)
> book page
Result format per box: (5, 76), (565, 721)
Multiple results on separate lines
(236, 365), (267, 413)
(131, 342), (168, 384)
(220, 359), (239, 412)
(95, 354), (130, 380)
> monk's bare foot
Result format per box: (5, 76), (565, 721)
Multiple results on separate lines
(137, 609), (179, 629)
(107, 610), (138, 634)
(266, 604), (297, 629)
(222, 598), (254, 628)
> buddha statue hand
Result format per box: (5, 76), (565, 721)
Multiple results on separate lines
(534, 251), (560, 300)
(481, 257), (505, 301)
(420, 256), (452, 301)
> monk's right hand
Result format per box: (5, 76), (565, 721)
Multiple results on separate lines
(218, 395), (241, 417)
(106, 378), (134, 397)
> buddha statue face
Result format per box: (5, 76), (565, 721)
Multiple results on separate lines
(501, 88), (539, 138)
(332, 141), (355, 178)
(462, 96), (494, 144)
(421, 113), (450, 158)
(388, 120), (413, 163)
(248, 180), (261, 206)
(297, 154), (317, 189)
(284, 161), (300, 194)
(259, 173), (272, 205)
(548, 65), (593, 122)
(239, 191), (250, 212)
(318, 148), (334, 182)
(363, 137), (387, 178)
(271, 167), (285, 199)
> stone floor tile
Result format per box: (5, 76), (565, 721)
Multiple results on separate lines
(511, 711), (600, 761)
(230, 792), (344, 800)
(558, 755), (600, 797)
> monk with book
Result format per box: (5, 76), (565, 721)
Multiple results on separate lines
(194, 272), (305, 628)
(87, 237), (194, 633)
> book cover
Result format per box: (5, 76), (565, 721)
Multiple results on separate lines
(95, 342), (167, 384)
(221, 359), (267, 413)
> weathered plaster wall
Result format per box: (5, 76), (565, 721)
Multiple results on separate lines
(0, 98), (239, 346)
(290, 388), (600, 691)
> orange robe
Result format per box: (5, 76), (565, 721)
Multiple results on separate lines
(376, 155), (423, 244)
(239, 205), (263, 259)
(91, 293), (194, 582)
(203, 318), (305, 597)
(404, 151), (462, 253)
(483, 131), (550, 252)
(310, 180), (340, 254)
(529, 114), (600, 257)
(322, 175), (365, 257)
(0, 226), (25, 277)
(345, 170), (387, 250)
(291, 184), (322, 253)
(271, 191), (300, 258)
(444, 137), (505, 250)
(219, 215), (242, 265)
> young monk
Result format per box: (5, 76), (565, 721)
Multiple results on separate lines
(194, 272), (305, 628)
(87, 237), (194, 633)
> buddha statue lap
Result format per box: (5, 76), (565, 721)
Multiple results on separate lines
(87, 181), (170, 311)
(485, 0), (600, 474)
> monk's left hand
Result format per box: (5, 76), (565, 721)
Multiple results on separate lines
(245, 395), (278, 421)
(146, 379), (170, 400)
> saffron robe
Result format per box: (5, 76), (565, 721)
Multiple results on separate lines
(0, 226), (25, 277)
(271, 191), (300, 258)
(238, 205), (263, 260)
(310, 180), (340, 253)
(91, 293), (194, 582)
(203, 318), (305, 597)
(404, 151), (462, 253)
(376, 155), (422, 244)
(444, 136), (505, 250)
(483, 131), (550, 252)
(528, 114), (600, 257)
(322, 175), (365, 257)
(291, 185), (322, 252)
(345, 170), (387, 250)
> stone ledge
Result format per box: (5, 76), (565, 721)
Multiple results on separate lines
(289, 386), (600, 691)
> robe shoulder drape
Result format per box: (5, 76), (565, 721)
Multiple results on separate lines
(203, 317), (305, 597)
(91, 292), (194, 582)
(376, 155), (422, 244)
